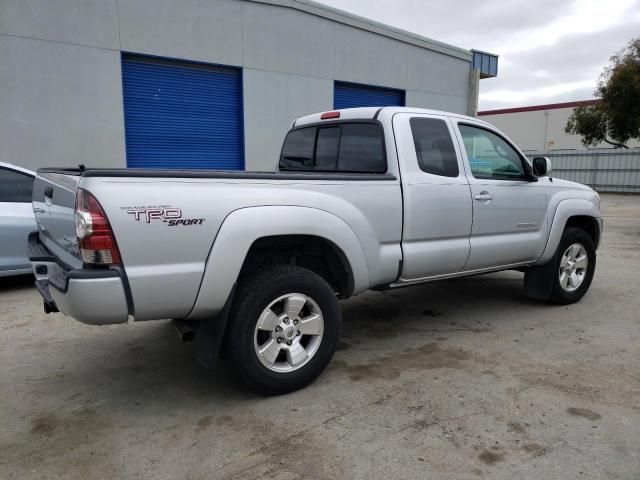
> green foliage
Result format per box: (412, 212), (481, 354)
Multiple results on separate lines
(565, 105), (609, 146)
(566, 38), (640, 148)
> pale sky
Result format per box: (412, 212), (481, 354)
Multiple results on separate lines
(316, 0), (640, 110)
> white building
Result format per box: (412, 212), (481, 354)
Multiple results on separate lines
(479, 100), (640, 152)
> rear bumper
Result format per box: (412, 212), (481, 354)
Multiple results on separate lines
(28, 233), (129, 325)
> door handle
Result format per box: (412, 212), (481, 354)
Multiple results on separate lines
(474, 192), (493, 201)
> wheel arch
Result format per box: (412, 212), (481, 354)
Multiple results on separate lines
(187, 206), (369, 319)
(537, 198), (602, 265)
(565, 215), (601, 247)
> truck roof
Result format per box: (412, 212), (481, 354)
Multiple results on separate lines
(293, 106), (491, 128)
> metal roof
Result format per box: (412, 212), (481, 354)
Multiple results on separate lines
(478, 100), (601, 116)
(247, 0), (474, 61)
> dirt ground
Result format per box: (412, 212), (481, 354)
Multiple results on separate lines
(1, 193), (639, 480)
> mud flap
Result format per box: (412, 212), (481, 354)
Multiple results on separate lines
(523, 261), (555, 301)
(194, 283), (236, 369)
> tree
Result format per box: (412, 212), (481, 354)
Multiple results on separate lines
(566, 37), (640, 148)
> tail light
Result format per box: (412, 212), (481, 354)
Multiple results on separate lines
(75, 189), (121, 265)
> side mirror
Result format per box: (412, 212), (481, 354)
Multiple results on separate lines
(532, 156), (552, 177)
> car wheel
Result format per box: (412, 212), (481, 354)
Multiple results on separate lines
(224, 265), (341, 395)
(549, 227), (596, 305)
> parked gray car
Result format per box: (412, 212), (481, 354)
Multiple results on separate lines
(0, 162), (36, 277)
(28, 107), (602, 394)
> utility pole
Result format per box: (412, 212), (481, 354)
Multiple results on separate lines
(468, 68), (480, 117)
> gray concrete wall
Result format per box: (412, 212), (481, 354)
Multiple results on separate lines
(0, 35), (125, 171)
(0, 0), (120, 49)
(243, 69), (333, 170)
(0, 0), (125, 170)
(117, 0), (243, 66)
(406, 91), (470, 116)
(1, 0), (473, 171)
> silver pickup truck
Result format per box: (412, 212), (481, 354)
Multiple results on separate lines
(28, 107), (602, 394)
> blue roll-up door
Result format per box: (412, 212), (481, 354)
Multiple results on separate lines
(122, 55), (243, 169)
(334, 81), (405, 109)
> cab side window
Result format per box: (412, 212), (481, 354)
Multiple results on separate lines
(410, 118), (459, 177)
(458, 124), (526, 180)
(0, 168), (34, 203)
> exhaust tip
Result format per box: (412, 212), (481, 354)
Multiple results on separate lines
(181, 330), (195, 343)
(172, 319), (198, 344)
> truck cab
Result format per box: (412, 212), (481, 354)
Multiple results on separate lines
(287, 107), (601, 283)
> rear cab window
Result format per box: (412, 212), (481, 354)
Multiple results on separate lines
(279, 122), (386, 173)
(279, 128), (316, 170)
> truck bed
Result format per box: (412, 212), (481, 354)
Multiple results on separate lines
(32, 166), (404, 322)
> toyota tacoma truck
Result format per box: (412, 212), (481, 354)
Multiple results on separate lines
(28, 107), (602, 395)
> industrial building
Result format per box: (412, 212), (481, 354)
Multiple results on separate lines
(479, 100), (640, 152)
(1, 0), (497, 171)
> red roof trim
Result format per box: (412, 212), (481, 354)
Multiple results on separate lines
(478, 99), (601, 116)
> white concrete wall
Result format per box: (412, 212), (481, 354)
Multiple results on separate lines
(1, 0), (473, 171)
(481, 107), (640, 152)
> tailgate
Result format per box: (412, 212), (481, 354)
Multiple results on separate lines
(32, 171), (83, 269)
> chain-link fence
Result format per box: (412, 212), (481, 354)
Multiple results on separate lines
(525, 149), (640, 193)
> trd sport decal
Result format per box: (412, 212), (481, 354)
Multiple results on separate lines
(122, 206), (205, 226)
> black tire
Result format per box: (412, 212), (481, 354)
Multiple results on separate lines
(224, 265), (341, 395)
(549, 227), (596, 305)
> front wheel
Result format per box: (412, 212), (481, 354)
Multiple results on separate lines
(549, 227), (596, 304)
(224, 265), (341, 395)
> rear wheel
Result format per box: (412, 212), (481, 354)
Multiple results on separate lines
(224, 265), (341, 395)
(549, 227), (596, 304)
